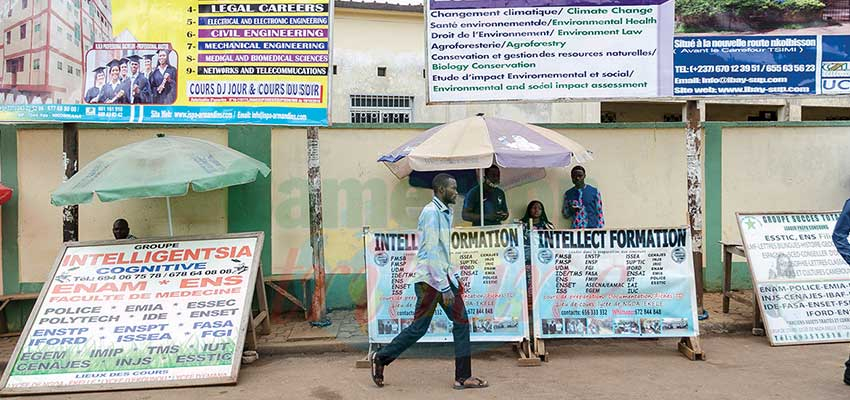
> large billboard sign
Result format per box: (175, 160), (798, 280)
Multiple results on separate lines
(426, 0), (676, 102)
(0, 0), (331, 125)
(426, 0), (850, 102)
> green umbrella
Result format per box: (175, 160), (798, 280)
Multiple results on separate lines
(51, 134), (271, 235)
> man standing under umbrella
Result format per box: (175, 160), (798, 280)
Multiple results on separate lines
(563, 165), (605, 229)
(371, 174), (488, 390)
(112, 219), (137, 240)
(462, 166), (509, 226)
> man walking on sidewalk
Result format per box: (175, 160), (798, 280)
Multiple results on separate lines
(370, 173), (488, 390)
(831, 197), (850, 386)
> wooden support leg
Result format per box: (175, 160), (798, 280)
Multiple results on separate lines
(355, 343), (376, 369)
(722, 247), (732, 313)
(533, 338), (548, 362)
(266, 281), (308, 311)
(752, 290), (765, 336)
(301, 280), (309, 319)
(678, 337), (706, 361)
(254, 265), (271, 335)
(244, 315), (258, 352)
(515, 339), (541, 367)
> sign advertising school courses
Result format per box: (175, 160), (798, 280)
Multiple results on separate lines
(737, 212), (850, 346)
(0, 233), (264, 395)
(531, 228), (698, 339)
(0, 0), (331, 125)
(425, 0), (675, 102)
(672, 35), (850, 97)
(365, 225), (529, 343)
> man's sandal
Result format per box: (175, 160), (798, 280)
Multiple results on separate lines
(453, 377), (488, 390)
(370, 353), (384, 388)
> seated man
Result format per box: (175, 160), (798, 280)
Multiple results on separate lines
(112, 218), (137, 240)
(462, 166), (508, 226)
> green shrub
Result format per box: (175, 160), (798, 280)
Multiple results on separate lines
(676, 0), (723, 18)
(778, 0), (826, 12)
(676, 0), (824, 18)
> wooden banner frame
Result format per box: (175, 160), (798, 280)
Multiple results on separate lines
(0, 232), (270, 396)
(356, 226), (540, 368)
(528, 227), (705, 362)
(735, 210), (848, 347)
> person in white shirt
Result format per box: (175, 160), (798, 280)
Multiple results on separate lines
(370, 173), (488, 390)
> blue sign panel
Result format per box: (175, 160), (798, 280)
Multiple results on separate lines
(673, 36), (818, 96)
(820, 35), (850, 95)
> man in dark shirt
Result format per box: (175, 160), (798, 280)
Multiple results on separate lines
(462, 165), (508, 226)
(830, 198), (850, 385)
(113, 218), (137, 240)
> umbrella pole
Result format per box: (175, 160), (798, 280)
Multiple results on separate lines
(479, 168), (484, 227)
(166, 197), (174, 236)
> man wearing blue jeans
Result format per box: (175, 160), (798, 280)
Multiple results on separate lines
(371, 173), (488, 390)
(831, 198), (850, 386)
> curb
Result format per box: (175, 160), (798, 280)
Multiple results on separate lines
(255, 319), (755, 356)
(258, 339), (370, 356)
(700, 320), (754, 335)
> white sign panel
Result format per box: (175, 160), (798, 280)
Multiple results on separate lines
(737, 212), (850, 346)
(531, 227), (699, 339)
(365, 226), (529, 343)
(426, 0), (674, 103)
(0, 233), (263, 395)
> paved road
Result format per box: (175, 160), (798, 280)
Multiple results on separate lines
(5, 334), (849, 399)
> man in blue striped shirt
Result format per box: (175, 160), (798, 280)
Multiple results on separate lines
(562, 166), (605, 229)
(831, 198), (850, 386)
(371, 173), (488, 390)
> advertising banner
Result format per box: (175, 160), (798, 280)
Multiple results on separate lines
(0, 0), (331, 125)
(673, 35), (850, 97)
(530, 228), (698, 339)
(737, 212), (850, 346)
(0, 233), (263, 394)
(673, 35), (818, 96)
(425, 0), (675, 102)
(365, 225), (529, 343)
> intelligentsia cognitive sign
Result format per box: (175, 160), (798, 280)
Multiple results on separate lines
(0, 233), (264, 394)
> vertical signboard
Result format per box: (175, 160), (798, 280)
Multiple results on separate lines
(365, 225), (528, 343)
(0, 233), (263, 395)
(737, 212), (850, 346)
(531, 228), (698, 339)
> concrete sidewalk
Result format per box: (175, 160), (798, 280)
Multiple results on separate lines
(0, 291), (760, 360)
(255, 290), (759, 356)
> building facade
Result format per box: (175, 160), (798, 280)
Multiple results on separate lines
(0, 0), (112, 104)
(333, 1), (850, 124)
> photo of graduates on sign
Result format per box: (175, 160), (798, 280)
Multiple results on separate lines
(83, 44), (179, 105)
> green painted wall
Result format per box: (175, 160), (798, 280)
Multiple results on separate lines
(2, 120), (849, 316)
(227, 126), (273, 276)
(1, 125), (19, 296)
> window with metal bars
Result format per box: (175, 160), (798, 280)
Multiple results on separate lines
(350, 95), (414, 124)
